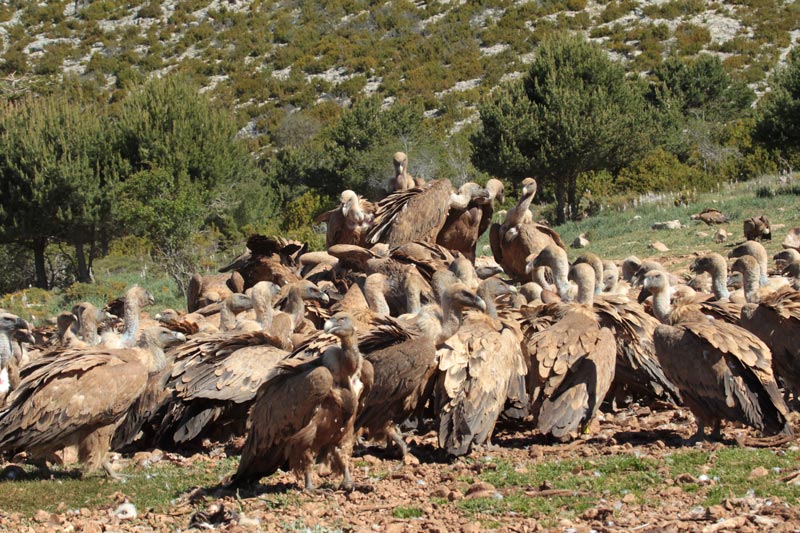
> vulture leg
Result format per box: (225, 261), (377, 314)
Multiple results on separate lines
(29, 457), (53, 479)
(80, 426), (128, 480)
(332, 447), (354, 492)
(689, 421), (706, 444)
(709, 420), (723, 441)
(303, 469), (315, 492)
(103, 461), (129, 481)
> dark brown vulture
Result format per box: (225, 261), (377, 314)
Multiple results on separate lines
(232, 312), (372, 491)
(0, 326), (185, 478)
(219, 235), (304, 290)
(639, 270), (791, 441)
(354, 277), (486, 462)
(436, 277), (527, 455)
(490, 178), (565, 282)
(521, 264), (616, 441)
(315, 190), (375, 248)
(436, 179), (504, 262)
(743, 215), (771, 242)
(691, 207), (729, 225)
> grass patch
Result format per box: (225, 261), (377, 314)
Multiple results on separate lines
(0, 456), (238, 517)
(392, 506), (424, 518)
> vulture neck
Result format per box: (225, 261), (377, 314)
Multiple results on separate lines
(253, 294), (274, 331)
(0, 330), (12, 367)
(508, 190), (535, 226)
(756, 256), (768, 287)
(121, 298), (141, 347)
(283, 286), (307, 329)
(404, 276), (422, 314)
(574, 279), (595, 306)
(651, 288), (672, 324)
(708, 265), (730, 300)
(219, 300), (239, 331)
(364, 277), (390, 315)
(436, 299), (466, 345)
(541, 256), (570, 301)
(78, 309), (99, 345)
(336, 331), (361, 376)
(740, 267), (761, 304)
(477, 283), (499, 319)
(136, 332), (167, 374)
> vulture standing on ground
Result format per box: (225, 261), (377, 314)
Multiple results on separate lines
(367, 179), (486, 248)
(315, 190), (375, 248)
(436, 277), (527, 455)
(436, 179), (505, 262)
(638, 270), (791, 440)
(522, 263), (616, 441)
(154, 282), (326, 447)
(355, 274), (486, 462)
(490, 178), (565, 282)
(0, 326), (186, 478)
(733, 256), (800, 402)
(232, 312), (372, 491)
(743, 215), (771, 242)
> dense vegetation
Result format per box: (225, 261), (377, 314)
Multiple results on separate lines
(0, 0), (799, 300)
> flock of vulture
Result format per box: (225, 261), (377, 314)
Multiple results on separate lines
(0, 152), (799, 493)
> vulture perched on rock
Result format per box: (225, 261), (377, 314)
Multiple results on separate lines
(436, 277), (527, 455)
(355, 274), (486, 462)
(0, 326), (186, 478)
(232, 312), (372, 491)
(219, 235), (304, 290)
(521, 263), (616, 441)
(436, 179), (504, 262)
(490, 178), (565, 282)
(639, 270), (791, 440)
(367, 179), (484, 248)
(315, 190), (375, 248)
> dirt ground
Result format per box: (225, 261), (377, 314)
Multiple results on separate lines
(2, 403), (799, 533)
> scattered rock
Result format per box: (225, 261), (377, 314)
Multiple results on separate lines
(649, 241), (670, 252)
(652, 220), (682, 230)
(714, 228), (728, 243)
(749, 466), (769, 479)
(572, 233), (590, 248)
(111, 503), (137, 520)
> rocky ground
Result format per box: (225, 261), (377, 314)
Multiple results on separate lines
(1, 404), (799, 532)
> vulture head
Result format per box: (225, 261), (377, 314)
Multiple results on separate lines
(340, 190), (365, 224)
(485, 179), (505, 204)
(225, 292), (255, 313)
(296, 280), (330, 305)
(155, 309), (181, 323)
(520, 177), (537, 198)
(621, 255), (642, 283)
(637, 270), (669, 304)
(444, 283), (486, 313)
(323, 312), (356, 338)
(601, 260), (619, 292)
(0, 313), (33, 343)
(774, 248), (800, 269)
(142, 326), (187, 349)
(450, 182), (489, 210)
(478, 277), (517, 300)
(568, 263), (597, 304)
(730, 255), (760, 283)
(56, 311), (78, 334)
(393, 152), (408, 176)
(729, 240), (768, 286)
(127, 286), (156, 308)
(527, 245), (569, 274)
(520, 281), (543, 303)
(631, 260), (665, 287)
(690, 253), (727, 276)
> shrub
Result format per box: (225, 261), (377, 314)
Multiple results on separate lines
(616, 148), (709, 193)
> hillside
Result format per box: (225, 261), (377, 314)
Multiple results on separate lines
(3, 0), (799, 146)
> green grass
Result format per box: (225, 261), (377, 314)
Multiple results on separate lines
(549, 175), (800, 269)
(0, 456), (238, 518)
(392, 506), (424, 519)
(455, 448), (800, 520)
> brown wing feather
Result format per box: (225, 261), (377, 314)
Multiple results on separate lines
(233, 363), (333, 485)
(367, 180), (454, 247)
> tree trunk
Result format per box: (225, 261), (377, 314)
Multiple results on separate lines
(33, 238), (48, 290)
(555, 181), (567, 226)
(74, 240), (91, 283)
(568, 176), (579, 221)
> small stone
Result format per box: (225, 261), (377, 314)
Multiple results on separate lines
(461, 522), (482, 533)
(447, 490), (463, 502)
(431, 486), (450, 499)
(749, 466), (769, 479)
(572, 234), (590, 248)
(33, 510), (50, 523)
(649, 241), (669, 252)
(706, 505), (726, 520)
(622, 493), (636, 504)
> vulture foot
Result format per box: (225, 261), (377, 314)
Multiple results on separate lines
(709, 421), (723, 442)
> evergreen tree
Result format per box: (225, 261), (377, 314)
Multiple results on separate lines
(471, 34), (654, 224)
(754, 49), (800, 168)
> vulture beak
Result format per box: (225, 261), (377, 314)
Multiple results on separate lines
(16, 329), (36, 345)
(320, 292), (330, 304)
(323, 319), (337, 334)
(342, 203), (350, 217)
(175, 332), (187, 342)
(508, 284), (518, 294)
(636, 287), (650, 304)
(474, 296), (487, 312)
